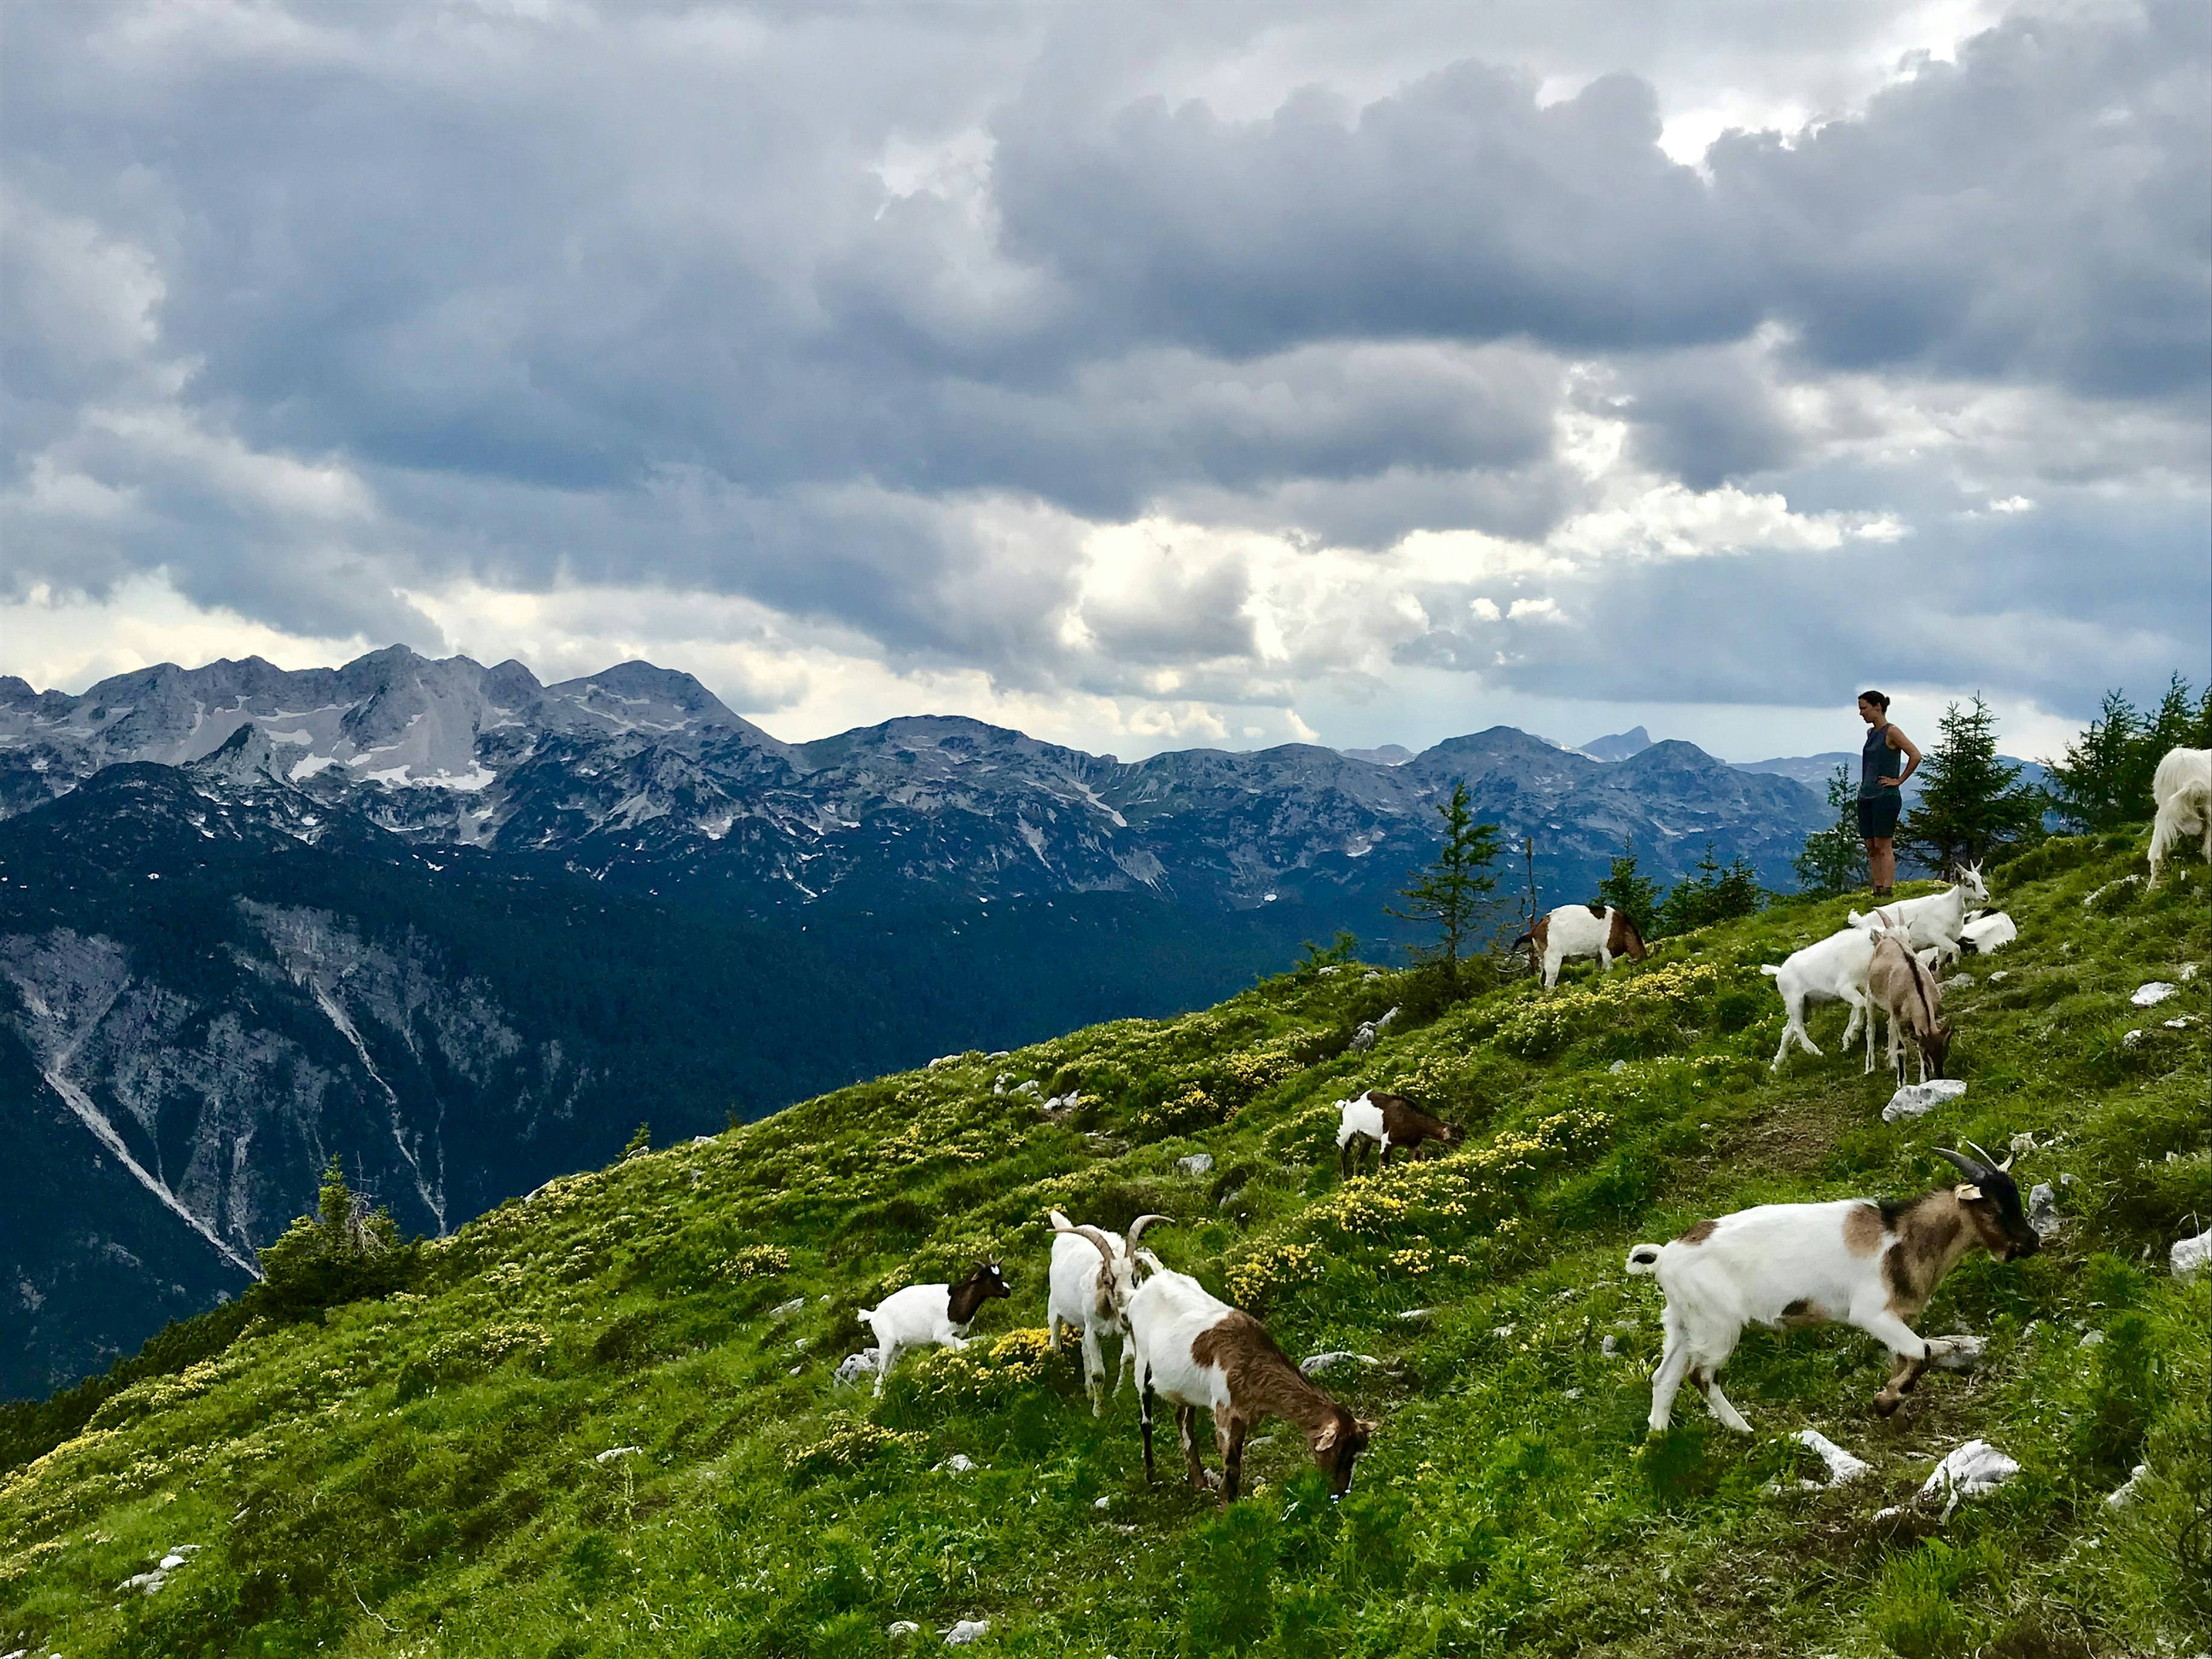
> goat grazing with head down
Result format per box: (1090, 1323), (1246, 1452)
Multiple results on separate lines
(1123, 1248), (1375, 1504)
(857, 1261), (1010, 1397)
(1046, 1210), (1168, 1414)
(1336, 1090), (1460, 1178)
(1866, 924), (1951, 1082)
(2147, 746), (2212, 886)
(1626, 1142), (2039, 1432)
(1513, 902), (1647, 989)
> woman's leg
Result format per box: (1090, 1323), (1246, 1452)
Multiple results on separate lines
(1867, 836), (1894, 894)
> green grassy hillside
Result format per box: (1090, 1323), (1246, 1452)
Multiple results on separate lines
(3, 834), (2206, 1658)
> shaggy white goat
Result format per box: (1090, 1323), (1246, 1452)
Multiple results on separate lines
(2148, 747), (2212, 886)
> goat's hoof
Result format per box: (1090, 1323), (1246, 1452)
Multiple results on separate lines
(1872, 1394), (1902, 1416)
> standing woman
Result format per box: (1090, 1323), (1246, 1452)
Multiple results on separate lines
(1857, 690), (1922, 899)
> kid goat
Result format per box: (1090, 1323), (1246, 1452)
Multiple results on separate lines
(857, 1261), (1010, 1397)
(1626, 1142), (2039, 1433)
(1045, 1210), (1168, 1414)
(1124, 1251), (1375, 1503)
(1866, 926), (1951, 1082)
(1513, 902), (1647, 989)
(1336, 1090), (1460, 1178)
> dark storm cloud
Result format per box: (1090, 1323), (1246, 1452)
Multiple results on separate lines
(0, 0), (2205, 717)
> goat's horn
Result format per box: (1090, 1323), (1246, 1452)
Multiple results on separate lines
(1933, 1146), (1982, 1181)
(1126, 1214), (1171, 1254)
(1071, 1225), (1118, 1274)
(1960, 1138), (2009, 1173)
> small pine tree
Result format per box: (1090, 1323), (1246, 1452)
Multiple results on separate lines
(1654, 842), (1764, 936)
(255, 1156), (412, 1322)
(1795, 764), (1872, 895)
(1387, 782), (1501, 982)
(623, 1122), (653, 1159)
(1596, 839), (1659, 938)
(1900, 693), (2045, 871)
(2046, 689), (2144, 831)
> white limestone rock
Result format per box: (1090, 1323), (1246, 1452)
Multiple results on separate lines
(1883, 1078), (1968, 1122)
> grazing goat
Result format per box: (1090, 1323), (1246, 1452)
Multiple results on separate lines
(1336, 1090), (1460, 1178)
(2148, 746), (2212, 886)
(1126, 1254), (1375, 1503)
(1847, 864), (1989, 966)
(1866, 927), (1951, 1082)
(1513, 903), (1648, 989)
(857, 1261), (1010, 1397)
(1046, 1210), (1168, 1414)
(1627, 1143), (2039, 1432)
(1959, 910), (2017, 954)
(1761, 925), (1879, 1069)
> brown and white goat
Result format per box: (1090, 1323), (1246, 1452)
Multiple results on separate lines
(1123, 1252), (1375, 1503)
(1336, 1090), (1459, 1178)
(1626, 1143), (2039, 1432)
(1513, 902), (1647, 989)
(1866, 927), (1951, 1082)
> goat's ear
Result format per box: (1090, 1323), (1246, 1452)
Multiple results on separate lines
(1953, 1182), (1983, 1202)
(1355, 1418), (1379, 1437)
(1313, 1421), (1340, 1451)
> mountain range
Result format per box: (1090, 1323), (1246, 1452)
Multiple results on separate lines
(1, 647), (1832, 1397)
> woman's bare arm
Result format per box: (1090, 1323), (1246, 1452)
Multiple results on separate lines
(1886, 726), (1922, 785)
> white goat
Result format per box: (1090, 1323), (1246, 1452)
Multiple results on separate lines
(1045, 1210), (1167, 1414)
(1626, 1144), (2041, 1433)
(1958, 910), (2017, 954)
(1512, 903), (1649, 989)
(857, 1261), (1009, 1397)
(1847, 864), (1988, 965)
(2148, 746), (2212, 886)
(1761, 925), (1879, 1069)
(1126, 1252), (1374, 1503)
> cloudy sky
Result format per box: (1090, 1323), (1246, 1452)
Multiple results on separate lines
(4, 0), (2206, 763)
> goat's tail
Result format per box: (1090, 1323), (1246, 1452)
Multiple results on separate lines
(1048, 1208), (1074, 1233)
(1624, 1244), (1664, 1275)
(1758, 964), (1783, 977)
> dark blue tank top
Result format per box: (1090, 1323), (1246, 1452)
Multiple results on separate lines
(1861, 722), (1902, 798)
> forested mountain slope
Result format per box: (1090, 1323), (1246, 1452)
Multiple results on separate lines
(2, 835), (2204, 1658)
(0, 764), (1331, 1398)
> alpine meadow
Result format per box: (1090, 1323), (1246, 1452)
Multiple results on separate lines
(2, 817), (2205, 1657)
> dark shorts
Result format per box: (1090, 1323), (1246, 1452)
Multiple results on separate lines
(1858, 791), (1902, 840)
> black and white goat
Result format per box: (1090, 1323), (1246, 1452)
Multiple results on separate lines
(1626, 1143), (2039, 1432)
(857, 1261), (1010, 1397)
(1046, 1210), (1168, 1414)
(1336, 1090), (1460, 1178)
(1125, 1251), (1375, 1503)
